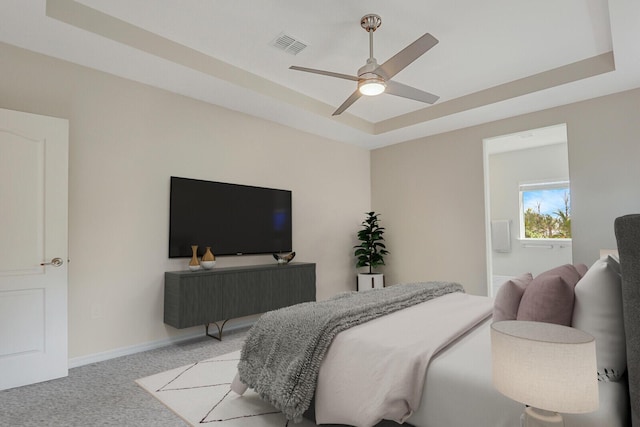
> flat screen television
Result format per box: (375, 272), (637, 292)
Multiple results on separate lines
(169, 177), (292, 257)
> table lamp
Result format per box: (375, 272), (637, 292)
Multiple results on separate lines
(491, 321), (599, 427)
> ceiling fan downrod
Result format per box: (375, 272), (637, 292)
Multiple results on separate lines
(361, 14), (382, 60)
(358, 14), (385, 96)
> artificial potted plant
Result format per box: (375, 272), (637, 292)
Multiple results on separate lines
(354, 211), (389, 291)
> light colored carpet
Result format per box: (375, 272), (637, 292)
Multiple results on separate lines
(0, 330), (248, 426)
(136, 350), (316, 426)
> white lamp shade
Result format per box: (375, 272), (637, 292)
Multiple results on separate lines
(491, 321), (599, 414)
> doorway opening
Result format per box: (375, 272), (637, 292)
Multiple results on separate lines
(483, 123), (571, 296)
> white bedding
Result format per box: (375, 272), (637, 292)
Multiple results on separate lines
(313, 293), (628, 427)
(314, 292), (493, 426)
(411, 314), (630, 427)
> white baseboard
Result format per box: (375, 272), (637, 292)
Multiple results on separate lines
(68, 318), (255, 369)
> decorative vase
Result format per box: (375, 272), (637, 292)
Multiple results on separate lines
(189, 245), (200, 271)
(201, 247), (216, 269)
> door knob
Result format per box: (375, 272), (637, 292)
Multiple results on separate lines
(41, 257), (64, 267)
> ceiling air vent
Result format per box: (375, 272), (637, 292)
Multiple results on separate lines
(270, 32), (308, 55)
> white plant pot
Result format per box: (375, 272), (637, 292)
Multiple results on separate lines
(357, 273), (384, 291)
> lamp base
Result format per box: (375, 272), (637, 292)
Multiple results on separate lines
(521, 407), (564, 427)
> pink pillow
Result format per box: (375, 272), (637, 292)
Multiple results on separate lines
(537, 264), (582, 287)
(493, 273), (533, 322)
(516, 274), (575, 325)
(574, 263), (589, 277)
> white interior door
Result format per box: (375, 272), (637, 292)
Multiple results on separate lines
(0, 108), (69, 390)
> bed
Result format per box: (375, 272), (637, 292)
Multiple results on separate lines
(233, 214), (640, 427)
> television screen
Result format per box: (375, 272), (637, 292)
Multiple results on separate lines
(169, 177), (292, 257)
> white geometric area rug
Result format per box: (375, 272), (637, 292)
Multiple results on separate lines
(136, 350), (316, 426)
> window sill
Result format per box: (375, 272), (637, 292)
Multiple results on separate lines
(517, 238), (572, 249)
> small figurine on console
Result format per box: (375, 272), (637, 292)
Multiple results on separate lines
(273, 251), (295, 264)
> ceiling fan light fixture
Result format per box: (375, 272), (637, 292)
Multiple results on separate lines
(358, 75), (386, 96)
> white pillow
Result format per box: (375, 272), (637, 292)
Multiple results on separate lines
(572, 255), (626, 381)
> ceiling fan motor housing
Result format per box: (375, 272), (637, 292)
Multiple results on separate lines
(358, 58), (387, 96)
(358, 58), (384, 78)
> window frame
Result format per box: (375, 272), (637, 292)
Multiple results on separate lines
(518, 179), (572, 241)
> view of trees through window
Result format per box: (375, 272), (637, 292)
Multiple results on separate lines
(521, 185), (571, 239)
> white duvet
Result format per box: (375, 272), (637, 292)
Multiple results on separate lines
(315, 292), (629, 427)
(314, 292), (493, 426)
(233, 290), (629, 426)
(412, 314), (630, 427)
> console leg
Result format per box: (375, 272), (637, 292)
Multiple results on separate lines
(205, 319), (229, 341)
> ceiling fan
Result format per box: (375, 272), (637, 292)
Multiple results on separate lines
(290, 14), (440, 116)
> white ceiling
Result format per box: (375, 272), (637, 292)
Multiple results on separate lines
(0, 0), (639, 149)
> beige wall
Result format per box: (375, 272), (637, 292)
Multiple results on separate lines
(0, 42), (370, 359)
(372, 88), (640, 296)
(2, 38), (639, 360)
(371, 127), (487, 293)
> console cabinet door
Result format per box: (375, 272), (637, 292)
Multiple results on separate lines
(165, 273), (223, 328)
(223, 270), (273, 319)
(270, 266), (316, 308)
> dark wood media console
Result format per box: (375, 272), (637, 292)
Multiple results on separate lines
(164, 262), (316, 339)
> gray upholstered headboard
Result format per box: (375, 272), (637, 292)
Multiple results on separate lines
(614, 214), (640, 427)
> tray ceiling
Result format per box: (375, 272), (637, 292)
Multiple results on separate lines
(0, 0), (639, 148)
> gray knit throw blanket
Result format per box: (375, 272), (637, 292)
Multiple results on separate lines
(237, 281), (464, 422)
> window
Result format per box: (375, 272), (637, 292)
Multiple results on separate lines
(519, 180), (571, 239)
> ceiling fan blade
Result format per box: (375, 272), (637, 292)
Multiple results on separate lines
(377, 33), (439, 80)
(290, 66), (359, 82)
(385, 80), (439, 104)
(332, 90), (362, 116)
